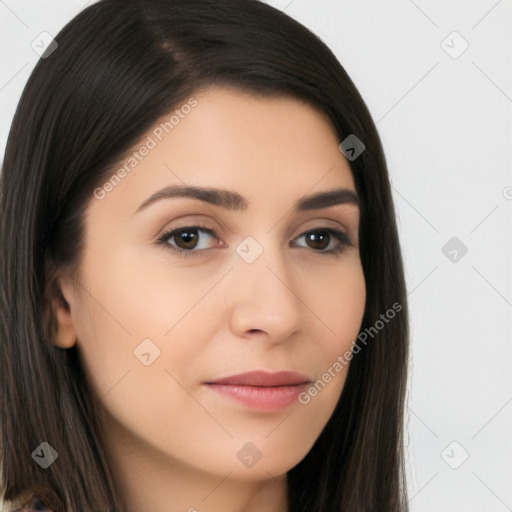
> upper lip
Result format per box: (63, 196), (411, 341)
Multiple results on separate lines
(205, 370), (312, 387)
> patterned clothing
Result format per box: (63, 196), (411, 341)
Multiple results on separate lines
(10, 494), (55, 512)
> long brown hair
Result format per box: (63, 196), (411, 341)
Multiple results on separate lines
(0, 1), (409, 510)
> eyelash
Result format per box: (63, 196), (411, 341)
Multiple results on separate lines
(155, 224), (355, 258)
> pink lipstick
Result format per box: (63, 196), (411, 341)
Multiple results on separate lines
(204, 370), (311, 411)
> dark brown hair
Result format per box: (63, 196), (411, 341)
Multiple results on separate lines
(0, 1), (409, 510)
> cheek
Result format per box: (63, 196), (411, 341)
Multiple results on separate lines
(72, 246), (223, 406)
(303, 258), (366, 396)
(328, 262), (366, 344)
(310, 256), (366, 350)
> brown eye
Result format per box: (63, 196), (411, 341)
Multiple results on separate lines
(156, 225), (219, 256)
(172, 228), (201, 250)
(304, 230), (331, 250)
(291, 228), (353, 255)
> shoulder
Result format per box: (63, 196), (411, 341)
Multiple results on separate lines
(3, 494), (55, 512)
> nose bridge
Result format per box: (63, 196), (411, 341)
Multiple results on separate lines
(227, 233), (303, 339)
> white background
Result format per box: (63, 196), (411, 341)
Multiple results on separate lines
(1, 1), (511, 510)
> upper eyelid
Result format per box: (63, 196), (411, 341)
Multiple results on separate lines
(159, 223), (349, 238)
(158, 214), (355, 236)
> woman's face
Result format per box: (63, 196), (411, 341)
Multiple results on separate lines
(55, 87), (365, 488)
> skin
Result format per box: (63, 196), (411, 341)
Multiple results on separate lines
(51, 87), (366, 512)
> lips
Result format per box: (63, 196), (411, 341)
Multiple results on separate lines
(205, 370), (311, 387)
(203, 370), (312, 411)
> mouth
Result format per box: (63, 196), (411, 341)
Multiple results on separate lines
(203, 370), (312, 411)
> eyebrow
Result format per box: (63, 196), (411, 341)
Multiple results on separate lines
(134, 184), (360, 215)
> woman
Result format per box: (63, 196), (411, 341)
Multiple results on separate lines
(0, 0), (409, 510)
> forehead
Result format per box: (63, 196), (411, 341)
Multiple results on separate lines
(88, 86), (356, 218)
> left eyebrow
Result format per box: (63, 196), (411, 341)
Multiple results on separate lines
(133, 184), (360, 215)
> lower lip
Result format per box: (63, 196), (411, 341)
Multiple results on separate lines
(205, 383), (309, 411)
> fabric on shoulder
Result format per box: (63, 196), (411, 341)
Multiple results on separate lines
(9, 494), (55, 512)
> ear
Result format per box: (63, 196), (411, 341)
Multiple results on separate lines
(47, 274), (78, 349)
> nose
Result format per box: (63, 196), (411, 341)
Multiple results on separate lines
(227, 239), (303, 344)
